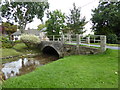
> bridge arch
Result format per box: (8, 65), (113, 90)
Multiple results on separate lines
(42, 46), (60, 57)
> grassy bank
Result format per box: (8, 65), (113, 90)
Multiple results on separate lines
(2, 49), (118, 88)
(1, 43), (40, 58)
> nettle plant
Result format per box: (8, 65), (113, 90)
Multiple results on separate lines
(21, 34), (40, 48)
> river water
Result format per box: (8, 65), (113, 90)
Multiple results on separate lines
(1, 55), (59, 80)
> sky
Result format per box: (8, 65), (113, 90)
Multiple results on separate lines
(26, 0), (99, 35)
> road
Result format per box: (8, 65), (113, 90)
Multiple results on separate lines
(81, 43), (120, 50)
(67, 42), (120, 50)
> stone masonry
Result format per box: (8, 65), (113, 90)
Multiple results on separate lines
(38, 41), (101, 58)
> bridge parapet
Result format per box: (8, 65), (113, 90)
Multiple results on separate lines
(38, 40), (101, 58)
(40, 34), (106, 53)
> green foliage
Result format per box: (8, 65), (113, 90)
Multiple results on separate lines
(0, 36), (9, 42)
(1, 22), (17, 35)
(46, 10), (65, 36)
(2, 42), (13, 48)
(20, 34), (40, 48)
(37, 24), (46, 31)
(0, 36), (14, 48)
(1, 43), (41, 58)
(1, 48), (21, 58)
(1, 1), (49, 32)
(14, 40), (22, 44)
(66, 3), (87, 34)
(106, 34), (117, 44)
(91, 1), (120, 37)
(2, 49), (118, 88)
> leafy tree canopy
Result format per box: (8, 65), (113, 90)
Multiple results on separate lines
(91, 1), (120, 37)
(1, 22), (17, 35)
(37, 24), (46, 31)
(1, 1), (49, 33)
(45, 10), (66, 36)
(66, 3), (87, 34)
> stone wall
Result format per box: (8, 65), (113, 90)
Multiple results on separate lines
(62, 44), (100, 57)
(38, 41), (100, 58)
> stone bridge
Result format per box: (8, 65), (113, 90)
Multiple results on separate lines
(38, 41), (101, 58)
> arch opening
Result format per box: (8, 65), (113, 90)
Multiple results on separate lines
(42, 46), (59, 58)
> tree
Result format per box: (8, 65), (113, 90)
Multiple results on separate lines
(1, 1), (49, 33)
(1, 22), (17, 35)
(66, 3), (87, 34)
(45, 10), (65, 36)
(37, 24), (46, 31)
(91, 1), (120, 37)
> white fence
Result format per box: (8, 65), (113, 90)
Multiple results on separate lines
(40, 34), (106, 52)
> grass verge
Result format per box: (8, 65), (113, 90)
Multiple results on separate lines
(1, 43), (40, 58)
(2, 49), (118, 88)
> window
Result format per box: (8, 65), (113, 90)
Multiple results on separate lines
(15, 38), (18, 40)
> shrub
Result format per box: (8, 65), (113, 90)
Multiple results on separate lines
(2, 42), (13, 48)
(0, 36), (14, 48)
(106, 34), (117, 44)
(0, 36), (9, 42)
(20, 34), (41, 48)
(14, 40), (22, 44)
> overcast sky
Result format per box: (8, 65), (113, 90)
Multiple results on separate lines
(26, 0), (99, 35)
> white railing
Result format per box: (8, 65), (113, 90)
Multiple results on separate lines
(40, 34), (106, 52)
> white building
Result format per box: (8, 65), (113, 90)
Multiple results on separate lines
(11, 27), (49, 41)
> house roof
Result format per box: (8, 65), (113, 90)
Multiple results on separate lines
(12, 29), (41, 36)
(40, 27), (47, 32)
(12, 31), (21, 35)
(25, 29), (41, 36)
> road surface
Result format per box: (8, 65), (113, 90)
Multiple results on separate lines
(67, 42), (120, 50)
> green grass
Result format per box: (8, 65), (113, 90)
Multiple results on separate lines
(0, 43), (27, 58)
(2, 49), (118, 88)
(1, 43), (40, 58)
(13, 43), (28, 51)
(12, 43), (40, 54)
(0, 48), (22, 58)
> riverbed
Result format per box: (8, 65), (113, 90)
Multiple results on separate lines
(1, 54), (59, 80)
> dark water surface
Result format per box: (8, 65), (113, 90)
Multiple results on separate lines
(1, 55), (58, 80)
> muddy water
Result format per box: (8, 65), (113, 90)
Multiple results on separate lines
(1, 55), (58, 80)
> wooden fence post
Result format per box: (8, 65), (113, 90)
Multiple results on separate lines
(76, 34), (80, 54)
(79, 35), (81, 45)
(86, 36), (90, 46)
(61, 35), (65, 44)
(94, 37), (95, 43)
(76, 34), (80, 46)
(69, 34), (71, 43)
(100, 35), (106, 52)
(53, 35), (55, 41)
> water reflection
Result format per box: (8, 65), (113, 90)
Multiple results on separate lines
(2, 58), (40, 80)
(1, 55), (58, 80)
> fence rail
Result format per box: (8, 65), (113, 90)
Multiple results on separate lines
(40, 34), (106, 52)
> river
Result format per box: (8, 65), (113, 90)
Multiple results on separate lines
(1, 54), (59, 80)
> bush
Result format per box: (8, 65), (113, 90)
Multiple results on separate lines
(106, 34), (117, 44)
(0, 36), (9, 42)
(14, 40), (22, 44)
(0, 36), (14, 48)
(2, 42), (13, 48)
(20, 34), (40, 48)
